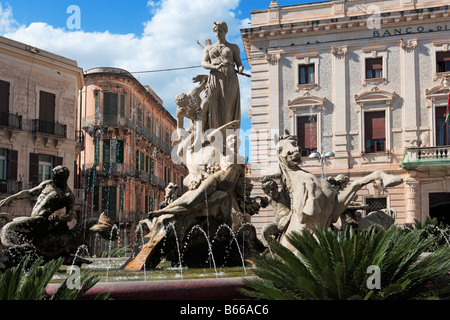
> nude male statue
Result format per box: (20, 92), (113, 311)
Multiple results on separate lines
(0, 165), (75, 247)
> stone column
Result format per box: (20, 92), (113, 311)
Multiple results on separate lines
(405, 176), (419, 224)
(400, 39), (419, 146)
(265, 51), (282, 175)
(331, 46), (349, 170)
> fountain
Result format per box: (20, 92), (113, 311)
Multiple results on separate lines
(0, 20), (408, 301)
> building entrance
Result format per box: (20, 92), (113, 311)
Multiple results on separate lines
(429, 193), (450, 226)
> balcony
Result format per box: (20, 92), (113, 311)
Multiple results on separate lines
(401, 145), (450, 175)
(0, 180), (22, 195)
(0, 112), (22, 130)
(32, 119), (67, 138)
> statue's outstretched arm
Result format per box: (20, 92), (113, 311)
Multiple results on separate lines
(0, 181), (46, 207)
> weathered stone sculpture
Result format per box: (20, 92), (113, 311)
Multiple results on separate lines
(261, 132), (403, 253)
(0, 165), (116, 270)
(122, 21), (266, 270)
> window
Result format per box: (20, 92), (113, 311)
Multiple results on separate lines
(365, 58), (383, 79)
(38, 155), (53, 183)
(101, 186), (117, 220)
(103, 139), (124, 164)
(296, 115), (317, 156)
(29, 153), (62, 184)
(365, 198), (387, 213)
(39, 91), (56, 134)
(364, 111), (386, 153)
(0, 80), (10, 126)
(436, 51), (450, 73)
(436, 106), (450, 146)
(103, 92), (118, 125)
(94, 90), (100, 119)
(0, 149), (6, 180)
(298, 64), (315, 84)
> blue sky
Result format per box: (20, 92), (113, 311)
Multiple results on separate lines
(0, 0), (325, 157)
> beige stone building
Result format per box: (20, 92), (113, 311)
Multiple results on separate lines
(0, 35), (84, 218)
(241, 0), (450, 232)
(79, 67), (188, 247)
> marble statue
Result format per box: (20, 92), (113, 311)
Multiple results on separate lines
(261, 131), (403, 253)
(0, 166), (116, 269)
(200, 21), (244, 131)
(121, 22), (267, 270)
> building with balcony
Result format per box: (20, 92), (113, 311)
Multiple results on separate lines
(79, 67), (188, 247)
(241, 0), (450, 231)
(0, 35), (84, 218)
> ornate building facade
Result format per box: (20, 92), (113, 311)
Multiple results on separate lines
(79, 67), (188, 248)
(241, 0), (450, 231)
(0, 35), (84, 219)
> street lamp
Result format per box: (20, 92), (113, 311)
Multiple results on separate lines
(309, 151), (335, 178)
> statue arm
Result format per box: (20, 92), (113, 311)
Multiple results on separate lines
(201, 46), (225, 71)
(0, 181), (46, 207)
(232, 44), (244, 73)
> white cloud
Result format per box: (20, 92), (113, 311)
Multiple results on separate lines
(1, 0), (251, 123)
(0, 3), (17, 33)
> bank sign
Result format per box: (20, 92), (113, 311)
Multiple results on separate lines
(373, 23), (449, 37)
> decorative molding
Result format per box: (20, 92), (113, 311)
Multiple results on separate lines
(330, 46), (348, 58)
(265, 52), (281, 64)
(287, 93), (327, 117)
(400, 38), (418, 51)
(354, 88), (396, 109)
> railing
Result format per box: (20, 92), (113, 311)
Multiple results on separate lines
(0, 180), (22, 194)
(82, 116), (172, 154)
(32, 119), (67, 138)
(82, 163), (167, 188)
(401, 145), (450, 171)
(0, 112), (22, 130)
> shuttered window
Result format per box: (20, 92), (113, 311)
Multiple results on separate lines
(297, 115), (317, 156)
(366, 58), (383, 79)
(299, 64), (315, 84)
(0, 80), (10, 115)
(103, 92), (118, 125)
(39, 91), (56, 134)
(29, 153), (62, 184)
(436, 51), (450, 73)
(102, 186), (117, 220)
(436, 106), (450, 146)
(364, 111), (386, 153)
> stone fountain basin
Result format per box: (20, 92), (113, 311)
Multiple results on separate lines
(46, 276), (255, 300)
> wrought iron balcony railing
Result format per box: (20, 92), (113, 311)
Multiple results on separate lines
(32, 119), (67, 138)
(0, 112), (22, 130)
(0, 180), (22, 194)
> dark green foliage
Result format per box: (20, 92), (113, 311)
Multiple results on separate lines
(0, 256), (109, 300)
(242, 226), (450, 300)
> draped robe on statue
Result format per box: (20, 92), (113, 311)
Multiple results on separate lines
(202, 42), (241, 131)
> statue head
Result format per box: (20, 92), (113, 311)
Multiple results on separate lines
(277, 132), (302, 169)
(175, 92), (189, 107)
(213, 21), (228, 40)
(52, 165), (70, 186)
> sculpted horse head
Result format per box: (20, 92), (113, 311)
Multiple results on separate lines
(277, 130), (302, 171)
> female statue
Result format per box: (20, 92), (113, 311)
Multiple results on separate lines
(200, 21), (244, 132)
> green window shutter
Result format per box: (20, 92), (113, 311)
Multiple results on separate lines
(103, 139), (111, 163)
(102, 186), (117, 220)
(94, 140), (100, 164)
(116, 140), (124, 164)
(150, 158), (154, 175)
(93, 186), (99, 212)
(140, 152), (145, 172)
